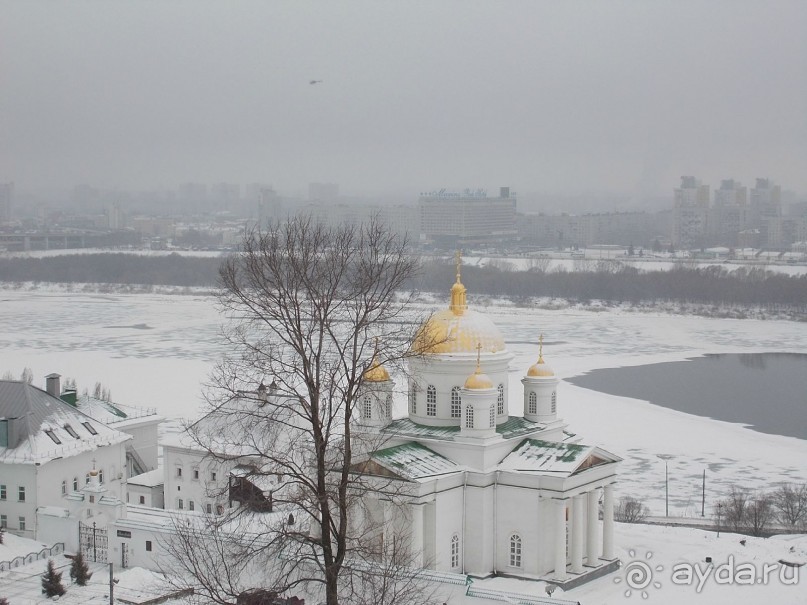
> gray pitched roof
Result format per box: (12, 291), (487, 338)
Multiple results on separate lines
(0, 380), (130, 464)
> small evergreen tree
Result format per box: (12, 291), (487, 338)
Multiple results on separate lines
(41, 559), (66, 597)
(0, 595), (9, 605)
(70, 552), (92, 586)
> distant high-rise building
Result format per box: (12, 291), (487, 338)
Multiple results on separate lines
(0, 182), (13, 223)
(672, 176), (710, 248)
(419, 187), (517, 248)
(308, 182), (339, 202)
(210, 183), (241, 211)
(711, 179), (748, 246)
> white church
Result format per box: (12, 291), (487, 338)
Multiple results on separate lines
(352, 265), (621, 588)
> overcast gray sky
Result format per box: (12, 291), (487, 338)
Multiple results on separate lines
(1, 1), (805, 198)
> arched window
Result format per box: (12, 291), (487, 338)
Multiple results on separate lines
(98, 469), (104, 484)
(451, 387), (461, 418)
(426, 385), (437, 416)
(451, 534), (460, 569)
(551, 391), (557, 413)
(409, 385), (416, 414)
(465, 406), (474, 429)
(509, 534), (522, 568)
(363, 396), (372, 420)
(61, 480), (66, 495)
(385, 394), (393, 419)
(497, 384), (505, 415)
(489, 403), (496, 428)
(72, 477), (78, 491)
(528, 392), (537, 415)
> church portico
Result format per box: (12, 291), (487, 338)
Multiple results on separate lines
(352, 255), (622, 588)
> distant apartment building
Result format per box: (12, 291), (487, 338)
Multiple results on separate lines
(419, 187), (517, 248)
(0, 182), (12, 223)
(711, 179), (748, 246)
(672, 176), (710, 248)
(519, 211), (660, 248)
(131, 217), (176, 238)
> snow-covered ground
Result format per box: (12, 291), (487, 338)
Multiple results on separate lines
(2, 288), (806, 517)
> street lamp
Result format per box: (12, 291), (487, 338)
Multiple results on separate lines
(656, 454), (673, 517)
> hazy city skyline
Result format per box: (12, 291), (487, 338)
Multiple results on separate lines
(2, 1), (806, 199)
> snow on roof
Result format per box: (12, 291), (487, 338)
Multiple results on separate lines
(365, 442), (462, 481)
(127, 467), (164, 487)
(383, 416), (544, 441)
(0, 380), (132, 464)
(76, 394), (162, 427)
(498, 438), (618, 477)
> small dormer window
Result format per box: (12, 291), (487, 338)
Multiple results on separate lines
(64, 424), (80, 439)
(45, 430), (62, 445)
(82, 422), (98, 436)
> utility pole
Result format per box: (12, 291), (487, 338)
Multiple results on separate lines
(109, 562), (114, 605)
(701, 469), (706, 517)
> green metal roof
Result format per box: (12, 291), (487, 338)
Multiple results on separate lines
(382, 416), (543, 441)
(498, 438), (615, 476)
(369, 442), (461, 480)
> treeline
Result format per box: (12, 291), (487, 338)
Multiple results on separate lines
(1, 253), (806, 312)
(0, 253), (222, 287)
(416, 261), (807, 310)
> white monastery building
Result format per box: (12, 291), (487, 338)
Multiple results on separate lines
(351, 263), (621, 587)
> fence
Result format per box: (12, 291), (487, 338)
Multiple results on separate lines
(0, 542), (65, 571)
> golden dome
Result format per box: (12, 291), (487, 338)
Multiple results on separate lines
(363, 349), (390, 382)
(527, 334), (555, 377)
(411, 251), (505, 355)
(464, 366), (494, 390)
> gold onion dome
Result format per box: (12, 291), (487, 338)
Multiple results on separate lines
(464, 344), (494, 390)
(527, 335), (555, 377)
(363, 343), (390, 382)
(412, 251), (506, 354)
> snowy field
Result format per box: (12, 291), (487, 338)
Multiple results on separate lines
(1, 288), (806, 520)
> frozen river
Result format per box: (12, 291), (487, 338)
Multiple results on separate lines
(2, 287), (806, 517)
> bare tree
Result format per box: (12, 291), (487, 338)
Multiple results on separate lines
(746, 492), (774, 537)
(772, 483), (807, 528)
(721, 486), (750, 533)
(174, 217), (430, 605)
(614, 496), (649, 523)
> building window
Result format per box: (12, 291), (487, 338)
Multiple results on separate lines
(73, 477), (78, 491)
(528, 392), (537, 415)
(1, 484), (6, 500)
(18, 516), (26, 531)
(206, 503), (213, 514)
(139, 495), (145, 505)
(64, 424), (79, 439)
(450, 534), (460, 569)
(497, 384), (505, 415)
(89, 495), (95, 504)
(176, 467), (183, 478)
(98, 469), (104, 484)
(61, 480), (66, 495)
(551, 391), (557, 413)
(363, 396), (372, 420)
(465, 406), (474, 429)
(489, 404), (495, 428)
(385, 394), (392, 419)
(146, 541), (152, 552)
(450, 387), (461, 418)
(408, 385), (416, 414)
(178, 499), (184, 510)
(193, 469), (199, 480)
(81, 422), (98, 436)
(86, 474), (91, 485)
(0, 515), (6, 528)
(509, 534), (522, 568)
(18, 486), (25, 502)
(426, 385), (437, 416)
(189, 500), (195, 511)
(211, 472), (217, 481)
(45, 429), (62, 445)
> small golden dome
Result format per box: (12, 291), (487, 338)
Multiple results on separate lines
(363, 360), (390, 382)
(464, 367), (494, 390)
(527, 334), (554, 377)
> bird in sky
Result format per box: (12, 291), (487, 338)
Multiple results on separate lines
(309, 80), (323, 85)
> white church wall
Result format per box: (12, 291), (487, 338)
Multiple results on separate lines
(36, 511), (78, 552)
(1, 464), (37, 538)
(495, 485), (543, 576)
(434, 485), (464, 572)
(163, 445), (230, 514)
(463, 484), (494, 576)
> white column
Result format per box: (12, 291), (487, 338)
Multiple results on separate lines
(553, 499), (567, 581)
(602, 484), (615, 560)
(586, 490), (599, 566)
(570, 494), (584, 573)
(410, 503), (424, 567)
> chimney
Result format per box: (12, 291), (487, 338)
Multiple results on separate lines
(45, 373), (61, 398)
